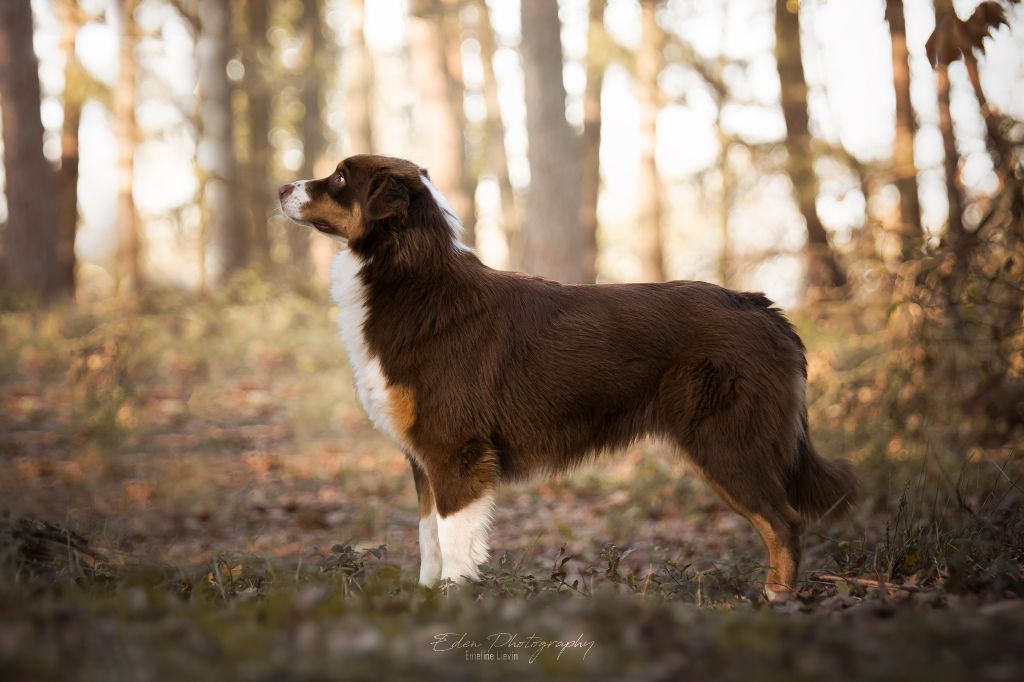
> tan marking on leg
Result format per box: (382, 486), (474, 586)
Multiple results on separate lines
(416, 472), (434, 519)
(410, 458), (441, 585)
(749, 512), (800, 600)
(410, 457), (434, 518)
(698, 474), (802, 602)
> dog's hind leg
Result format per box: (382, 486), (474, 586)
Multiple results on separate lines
(695, 466), (803, 601)
(664, 358), (806, 600)
(409, 456), (442, 586)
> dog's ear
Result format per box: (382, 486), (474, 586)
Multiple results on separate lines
(364, 170), (410, 223)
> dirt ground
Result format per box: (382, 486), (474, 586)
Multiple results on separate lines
(1, 291), (1022, 681)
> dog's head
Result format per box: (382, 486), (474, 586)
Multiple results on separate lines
(278, 154), (460, 259)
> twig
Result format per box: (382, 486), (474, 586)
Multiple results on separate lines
(815, 574), (923, 593)
(211, 560), (227, 602)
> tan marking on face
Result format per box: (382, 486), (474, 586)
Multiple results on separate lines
(304, 197), (364, 241)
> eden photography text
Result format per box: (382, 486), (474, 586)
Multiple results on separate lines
(430, 632), (596, 663)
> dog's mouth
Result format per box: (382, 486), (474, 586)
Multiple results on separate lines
(308, 220), (348, 244)
(282, 208), (348, 243)
(300, 218), (333, 234)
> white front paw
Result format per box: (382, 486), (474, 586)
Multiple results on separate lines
(418, 513), (442, 586)
(419, 560), (442, 586)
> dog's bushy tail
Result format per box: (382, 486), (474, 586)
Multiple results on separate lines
(788, 421), (857, 522)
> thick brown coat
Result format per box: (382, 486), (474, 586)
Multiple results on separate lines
(280, 154), (857, 598)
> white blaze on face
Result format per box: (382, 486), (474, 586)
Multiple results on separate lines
(418, 511), (442, 586)
(280, 180), (312, 220)
(420, 173), (472, 252)
(436, 491), (496, 583)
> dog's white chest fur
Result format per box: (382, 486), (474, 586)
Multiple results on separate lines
(330, 250), (405, 445)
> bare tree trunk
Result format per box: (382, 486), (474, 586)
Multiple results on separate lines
(929, 0), (965, 247)
(114, 0), (142, 296)
(57, 100), (81, 298)
(344, 0), (374, 154)
(198, 0), (248, 282)
(164, 2), (206, 290)
(774, 0), (846, 298)
(716, 130), (733, 289)
(963, 53), (1010, 184)
(408, 0), (473, 245)
(884, 0), (924, 261)
(711, 10), (732, 289)
(244, 0), (272, 267)
(441, 0), (477, 246)
(0, 1), (61, 301)
(933, 66), (964, 243)
(287, 0), (327, 268)
(474, 0), (518, 254)
(56, 0), (85, 298)
(848, 157), (888, 297)
(579, 0), (605, 283)
(519, 0), (585, 283)
(636, 0), (666, 282)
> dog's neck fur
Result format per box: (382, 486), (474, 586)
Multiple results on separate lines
(350, 175), (471, 277)
(329, 179), (479, 448)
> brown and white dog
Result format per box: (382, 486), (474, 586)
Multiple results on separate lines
(278, 154), (856, 600)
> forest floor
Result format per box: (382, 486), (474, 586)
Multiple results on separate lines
(1, 284), (1022, 681)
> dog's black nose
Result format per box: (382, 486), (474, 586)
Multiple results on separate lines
(278, 184), (294, 200)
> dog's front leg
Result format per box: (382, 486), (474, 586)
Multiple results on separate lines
(436, 490), (496, 583)
(427, 442), (500, 584)
(409, 456), (442, 586)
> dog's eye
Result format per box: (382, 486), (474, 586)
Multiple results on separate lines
(334, 172), (346, 187)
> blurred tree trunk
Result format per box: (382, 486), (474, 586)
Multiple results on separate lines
(706, 10), (733, 289)
(405, 0), (473, 244)
(441, 0), (477, 246)
(636, 0), (666, 282)
(243, 0), (272, 267)
(57, 94), (81, 298)
(198, 0), (248, 282)
(56, 0), (86, 298)
(0, 1), (61, 301)
(774, 0), (847, 298)
(289, 0), (328, 268)
(931, 0), (965, 246)
(408, 0), (474, 245)
(925, 0), (1014, 286)
(115, 0), (142, 296)
(519, 0), (585, 282)
(716, 132), (733, 289)
(344, 0), (374, 155)
(579, 0), (606, 284)
(963, 52), (1010, 182)
(927, 1), (1014, 186)
(473, 0), (518, 256)
(884, 0), (924, 261)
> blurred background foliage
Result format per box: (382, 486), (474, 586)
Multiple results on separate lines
(0, 0), (1019, 454)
